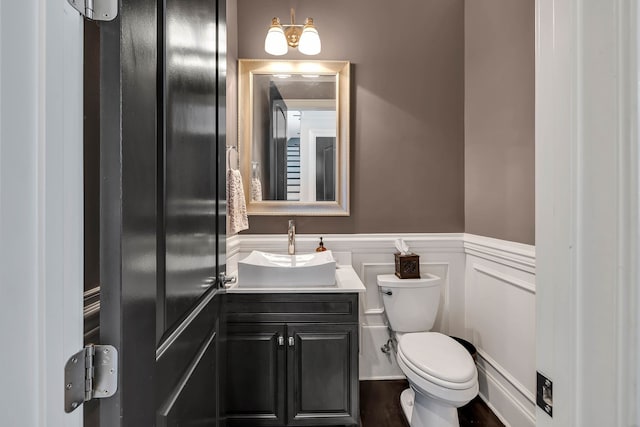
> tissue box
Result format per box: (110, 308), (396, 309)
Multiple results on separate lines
(394, 253), (420, 279)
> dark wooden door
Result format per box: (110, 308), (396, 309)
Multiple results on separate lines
(315, 137), (335, 201)
(286, 324), (359, 426)
(98, 0), (227, 425)
(226, 323), (287, 426)
(270, 99), (288, 200)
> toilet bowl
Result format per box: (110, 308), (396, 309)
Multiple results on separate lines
(377, 274), (478, 427)
(396, 332), (478, 426)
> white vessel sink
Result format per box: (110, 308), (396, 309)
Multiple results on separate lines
(237, 250), (337, 287)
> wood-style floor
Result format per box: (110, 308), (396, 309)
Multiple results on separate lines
(360, 380), (504, 427)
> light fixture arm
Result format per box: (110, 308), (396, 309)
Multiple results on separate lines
(280, 8), (303, 48)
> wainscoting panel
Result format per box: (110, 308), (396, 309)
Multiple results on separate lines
(349, 242), (467, 378)
(227, 234), (467, 381)
(227, 233), (536, 426)
(359, 324), (404, 380)
(464, 234), (536, 427)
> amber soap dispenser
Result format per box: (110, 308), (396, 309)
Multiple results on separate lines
(316, 237), (327, 252)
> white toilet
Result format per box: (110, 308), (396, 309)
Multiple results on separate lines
(377, 274), (478, 427)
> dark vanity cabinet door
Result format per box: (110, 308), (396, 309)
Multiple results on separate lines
(224, 293), (359, 427)
(287, 324), (359, 426)
(226, 323), (287, 426)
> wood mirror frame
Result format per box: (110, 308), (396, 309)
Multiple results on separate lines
(238, 59), (350, 216)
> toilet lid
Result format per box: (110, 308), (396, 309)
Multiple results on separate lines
(398, 332), (476, 384)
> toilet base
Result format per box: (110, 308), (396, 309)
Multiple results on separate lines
(399, 387), (460, 427)
(400, 388), (414, 423)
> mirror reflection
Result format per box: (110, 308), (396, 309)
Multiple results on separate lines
(239, 60), (350, 216)
(251, 74), (336, 202)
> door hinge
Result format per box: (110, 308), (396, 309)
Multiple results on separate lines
(218, 272), (237, 288)
(67, 0), (117, 21)
(64, 344), (118, 413)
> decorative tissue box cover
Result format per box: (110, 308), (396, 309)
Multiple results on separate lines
(394, 253), (420, 279)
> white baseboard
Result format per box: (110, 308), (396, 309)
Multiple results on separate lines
(360, 375), (407, 381)
(478, 392), (514, 427)
(477, 358), (536, 427)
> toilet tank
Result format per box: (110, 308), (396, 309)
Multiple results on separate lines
(377, 274), (442, 332)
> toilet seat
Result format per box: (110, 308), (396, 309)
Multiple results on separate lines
(397, 332), (477, 390)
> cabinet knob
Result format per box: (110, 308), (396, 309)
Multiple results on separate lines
(278, 336), (285, 346)
(288, 336), (295, 347)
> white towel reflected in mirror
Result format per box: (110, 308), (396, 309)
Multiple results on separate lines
(251, 177), (263, 202)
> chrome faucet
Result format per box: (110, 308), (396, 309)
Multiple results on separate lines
(288, 220), (296, 255)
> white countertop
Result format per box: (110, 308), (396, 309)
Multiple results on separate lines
(225, 265), (366, 294)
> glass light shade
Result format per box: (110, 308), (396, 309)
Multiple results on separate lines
(264, 26), (288, 56)
(298, 24), (321, 55)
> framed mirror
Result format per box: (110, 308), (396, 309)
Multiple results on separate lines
(238, 59), (350, 216)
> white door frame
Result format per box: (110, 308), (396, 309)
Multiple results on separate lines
(0, 1), (84, 426)
(536, 0), (639, 426)
(302, 128), (336, 202)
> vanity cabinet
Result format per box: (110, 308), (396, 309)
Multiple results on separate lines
(224, 293), (359, 427)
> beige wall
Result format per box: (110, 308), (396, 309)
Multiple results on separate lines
(464, 0), (535, 244)
(233, 0), (465, 234)
(229, 0), (535, 242)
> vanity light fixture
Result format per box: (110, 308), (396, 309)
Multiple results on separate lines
(264, 8), (321, 56)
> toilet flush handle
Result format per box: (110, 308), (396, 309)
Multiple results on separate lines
(381, 289), (392, 296)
